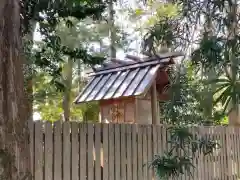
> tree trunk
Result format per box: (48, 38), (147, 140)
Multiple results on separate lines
(227, 0), (240, 125)
(24, 20), (37, 122)
(62, 58), (73, 121)
(0, 0), (31, 180)
(108, 0), (116, 58)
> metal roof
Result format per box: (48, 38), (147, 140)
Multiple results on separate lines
(74, 52), (183, 103)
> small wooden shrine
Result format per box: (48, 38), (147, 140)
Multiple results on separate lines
(74, 52), (183, 124)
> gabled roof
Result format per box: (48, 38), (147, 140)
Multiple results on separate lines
(74, 52), (183, 104)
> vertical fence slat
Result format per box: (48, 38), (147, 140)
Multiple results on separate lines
(147, 125), (152, 180)
(127, 125), (132, 180)
(217, 126), (223, 180)
(71, 122), (79, 180)
(79, 123), (87, 180)
(121, 124), (127, 180)
(132, 125), (137, 180)
(142, 126), (148, 180)
(237, 128), (240, 177)
(234, 127), (238, 178)
(115, 124), (121, 180)
(109, 124), (115, 180)
(137, 125), (143, 180)
(223, 127), (228, 180)
(95, 124), (102, 180)
(103, 123), (109, 180)
(54, 121), (62, 180)
(226, 127), (231, 179)
(88, 124), (94, 180)
(35, 121), (43, 180)
(28, 120), (34, 177)
(233, 127), (238, 179)
(157, 126), (162, 156)
(63, 122), (70, 180)
(45, 122), (53, 180)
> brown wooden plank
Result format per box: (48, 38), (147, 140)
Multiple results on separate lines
(44, 122), (53, 180)
(63, 122), (70, 180)
(109, 124), (115, 180)
(226, 127), (231, 179)
(54, 121), (62, 180)
(157, 125), (162, 156)
(115, 124), (121, 180)
(223, 127), (228, 180)
(103, 123), (109, 180)
(209, 127), (214, 180)
(87, 124), (94, 180)
(233, 127), (238, 179)
(205, 127), (210, 180)
(217, 127), (224, 180)
(197, 127), (204, 180)
(137, 125), (143, 180)
(152, 125), (158, 156)
(147, 125), (153, 180)
(121, 124), (127, 180)
(126, 125), (133, 180)
(35, 121), (43, 180)
(28, 120), (34, 176)
(236, 127), (240, 177)
(71, 122), (79, 180)
(162, 126), (167, 154)
(132, 125), (138, 180)
(79, 123), (87, 180)
(142, 126), (148, 180)
(94, 124), (102, 180)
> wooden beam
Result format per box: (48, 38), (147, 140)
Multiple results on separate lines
(111, 58), (132, 65)
(151, 80), (159, 124)
(126, 54), (142, 62)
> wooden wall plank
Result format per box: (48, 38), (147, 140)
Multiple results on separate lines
(103, 124), (109, 180)
(54, 121), (62, 180)
(121, 124), (127, 180)
(217, 127), (224, 180)
(79, 123), (87, 180)
(226, 127), (231, 179)
(71, 122), (79, 180)
(142, 126), (148, 180)
(147, 125), (152, 180)
(108, 124), (115, 180)
(94, 124), (102, 180)
(236, 128), (240, 177)
(35, 121), (43, 180)
(233, 127), (238, 179)
(126, 125), (132, 180)
(44, 122), (53, 180)
(132, 125), (137, 180)
(28, 120), (34, 177)
(63, 122), (71, 180)
(88, 124), (94, 180)
(115, 124), (121, 180)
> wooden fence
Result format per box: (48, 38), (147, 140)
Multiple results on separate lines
(29, 121), (240, 180)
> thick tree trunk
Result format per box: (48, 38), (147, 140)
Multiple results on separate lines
(24, 20), (37, 122)
(108, 0), (116, 58)
(228, 0), (240, 125)
(62, 58), (73, 121)
(0, 1), (30, 179)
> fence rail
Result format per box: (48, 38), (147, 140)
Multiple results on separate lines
(29, 121), (240, 180)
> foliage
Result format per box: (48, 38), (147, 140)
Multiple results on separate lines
(149, 126), (219, 180)
(160, 64), (226, 125)
(21, 0), (107, 92)
(140, 0), (240, 124)
(32, 6), (131, 121)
